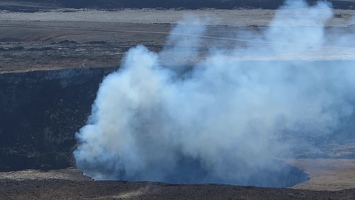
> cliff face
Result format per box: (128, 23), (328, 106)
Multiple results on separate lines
(0, 68), (111, 171)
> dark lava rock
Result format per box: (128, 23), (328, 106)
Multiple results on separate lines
(0, 67), (112, 171)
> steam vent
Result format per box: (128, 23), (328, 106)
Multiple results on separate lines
(1, 1), (355, 199)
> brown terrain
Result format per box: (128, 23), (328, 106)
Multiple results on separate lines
(1, 1), (355, 199)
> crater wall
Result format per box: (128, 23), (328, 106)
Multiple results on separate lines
(0, 68), (111, 171)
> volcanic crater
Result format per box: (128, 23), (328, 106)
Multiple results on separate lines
(1, 0), (355, 199)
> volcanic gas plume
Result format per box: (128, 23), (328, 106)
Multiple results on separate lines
(74, 0), (355, 187)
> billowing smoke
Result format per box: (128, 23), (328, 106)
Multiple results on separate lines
(74, 0), (355, 187)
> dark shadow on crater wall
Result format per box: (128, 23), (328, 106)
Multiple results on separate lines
(81, 156), (309, 187)
(0, 68), (112, 171)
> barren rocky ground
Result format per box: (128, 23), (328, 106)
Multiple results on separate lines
(0, 6), (355, 73)
(1, 1), (355, 199)
(0, 167), (354, 200)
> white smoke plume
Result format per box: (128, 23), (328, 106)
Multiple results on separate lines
(74, 0), (355, 187)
